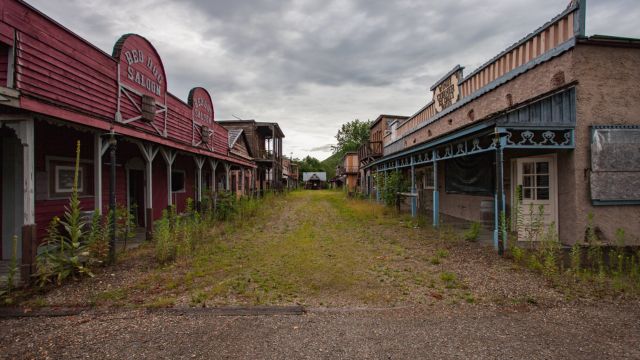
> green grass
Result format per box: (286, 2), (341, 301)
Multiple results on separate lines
(119, 190), (470, 307)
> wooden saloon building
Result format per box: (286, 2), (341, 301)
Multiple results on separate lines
(363, 0), (640, 250)
(0, 1), (262, 272)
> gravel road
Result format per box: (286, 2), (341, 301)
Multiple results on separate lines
(2, 302), (639, 359)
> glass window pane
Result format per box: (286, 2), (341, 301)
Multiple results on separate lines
(524, 188), (532, 199)
(536, 175), (549, 187)
(523, 162), (534, 174)
(536, 162), (549, 174)
(523, 176), (533, 187)
(537, 188), (549, 200)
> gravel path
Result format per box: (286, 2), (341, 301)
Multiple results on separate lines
(2, 303), (639, 359)
(3, 191), (639, 359)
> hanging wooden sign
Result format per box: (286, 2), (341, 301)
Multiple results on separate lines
(188, 87), (215, 149)
(113, 34), (168, 136)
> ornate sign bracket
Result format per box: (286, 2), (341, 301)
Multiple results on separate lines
(188, 87), (215, 151)
(113, 34), (169, 138)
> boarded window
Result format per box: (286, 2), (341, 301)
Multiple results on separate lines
(590, 126), (640, 204)
(445, 152), (494, 196)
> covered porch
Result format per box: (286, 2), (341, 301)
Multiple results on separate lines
(370, 88), (576, 252)
(0, 115), (253, 283)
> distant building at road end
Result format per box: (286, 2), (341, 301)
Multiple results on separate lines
(303, 172), (327, 190)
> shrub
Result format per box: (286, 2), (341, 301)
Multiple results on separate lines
(375, 172), (408, 207)
(511, 246), (525, 264)
(155, 209), (177, 264)
(34, 141), (95, 287)
(570, 243), (581, 274)
(440, 272), (458, 289)
(4, 235), (19, 292)
(464, 222), (481, 242)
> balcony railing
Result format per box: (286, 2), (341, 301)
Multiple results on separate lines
(257, 150), (274, 160)
(358, 141), (383, 163)
(337, 165), (359, 176)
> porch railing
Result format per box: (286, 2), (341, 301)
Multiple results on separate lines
(337, 165), (359, 175)
(358, 141), (383, 163)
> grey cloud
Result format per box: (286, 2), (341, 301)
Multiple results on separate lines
(306, 144), (334, 153)
(26, 0), (640, 159)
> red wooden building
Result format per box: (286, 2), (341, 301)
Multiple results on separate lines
(0, 0), (257, 273)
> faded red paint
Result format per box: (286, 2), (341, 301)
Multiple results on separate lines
(0, 0), (254, 168)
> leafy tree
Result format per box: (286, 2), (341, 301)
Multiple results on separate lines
(332, 119), (372, 154)
(298, 156), (324, 174)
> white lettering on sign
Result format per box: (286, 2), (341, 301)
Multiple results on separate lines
(193, 97), (212, 123)
(124, 49), (164, 96)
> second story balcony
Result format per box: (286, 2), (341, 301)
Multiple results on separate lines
(358, 141), (383, 164)
(256, 149), (274, 160)
(336, 165), (359, 176)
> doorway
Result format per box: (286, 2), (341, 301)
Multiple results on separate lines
(128, 169), (145, 227)
(1, 126), (23, 260)
(513, 155), (558, 242)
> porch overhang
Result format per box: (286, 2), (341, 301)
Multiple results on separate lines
(367, 124), (575, 172)
(367, 86), (577, 172)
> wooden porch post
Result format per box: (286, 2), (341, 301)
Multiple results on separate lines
(94, 134), (107, 214)
(224, 162), (231, 191)
(209, 159), (218, 193)
(376, 168), (381, 203)
(160, 148), (176, 208)
(411, 159), (416, 218)
(194, 157), (205, 209)
(7, 119), (36, 279)
(432, 151), (439, 228)
(494, 133), (507, 255)
(136, 142), (158, 240)
(240, 166), (245, 196)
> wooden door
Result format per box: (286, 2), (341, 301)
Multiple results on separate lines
(514, 156), (558, 242)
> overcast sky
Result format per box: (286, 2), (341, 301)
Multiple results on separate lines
(27, 0), (639, 160)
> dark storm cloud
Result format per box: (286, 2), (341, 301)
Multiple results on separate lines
(25, 0), (640, 159)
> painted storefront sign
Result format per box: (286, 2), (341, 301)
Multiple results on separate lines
(189, 87), (215, 148)
(431, 66), (463, 113)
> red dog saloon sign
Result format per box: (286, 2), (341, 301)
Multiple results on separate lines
(188, 87), (214, 125)
(188, 87), (214, 147)
(113, 34), (167, 102)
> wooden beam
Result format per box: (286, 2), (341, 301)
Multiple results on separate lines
(136, 142), (158, 239)
(6, 119), (35, 225)
(224, 162), (231, 191)
(209, 159), (218, 192)
(194, 157), (205, 202)
(160, 148), (176, 206)
(94, 133), (102, 214)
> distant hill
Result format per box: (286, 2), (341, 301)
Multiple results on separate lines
(320, 151), (343, 179)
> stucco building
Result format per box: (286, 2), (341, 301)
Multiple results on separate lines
(364, 0), (640, 249)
